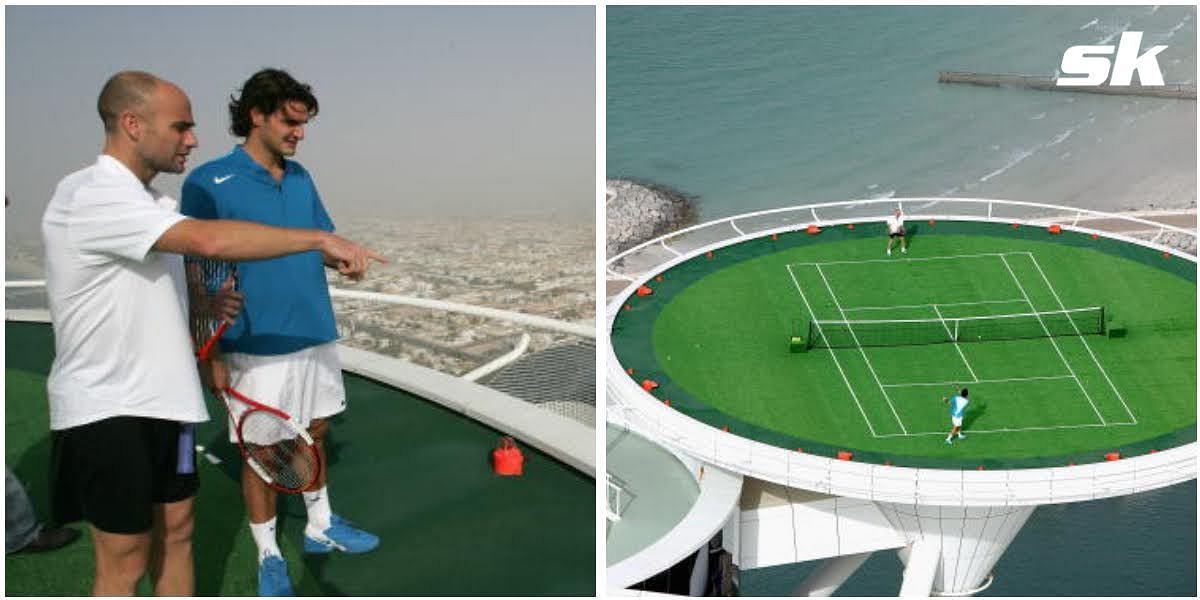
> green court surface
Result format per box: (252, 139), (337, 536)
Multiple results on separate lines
(612, 221), (1196, 469)
(6, 321), (593, 596)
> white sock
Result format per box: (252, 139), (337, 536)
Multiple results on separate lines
(304, 486), (333, 533)
(249, 517), (282, 562)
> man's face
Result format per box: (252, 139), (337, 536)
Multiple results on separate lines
(135, 83), (198, 174)
(253, 100), (311, 158)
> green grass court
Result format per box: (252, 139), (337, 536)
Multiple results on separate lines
(7, 322), (594, 596)
(612, 221), (1196, 469)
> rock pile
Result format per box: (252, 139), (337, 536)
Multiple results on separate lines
(606, 178), (698, 257)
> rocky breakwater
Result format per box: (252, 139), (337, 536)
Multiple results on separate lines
(606, 178), (698, 258)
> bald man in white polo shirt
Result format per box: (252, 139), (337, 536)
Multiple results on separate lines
(41, 70), (383, 596)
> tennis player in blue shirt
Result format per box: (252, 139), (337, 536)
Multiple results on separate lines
(182, 68), (384, 596)
(944, 388), (969, 444)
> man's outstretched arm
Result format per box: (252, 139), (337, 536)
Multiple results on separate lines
(155, 218), (386, 269)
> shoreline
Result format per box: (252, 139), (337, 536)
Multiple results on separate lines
(970, 99), (1197, 215)
(606, 99), (1195, 258)
(605, 178), (698, 257)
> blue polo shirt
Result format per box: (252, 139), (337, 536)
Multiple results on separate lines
(949, 395), (969, 418)
(181, 145), (338, 355)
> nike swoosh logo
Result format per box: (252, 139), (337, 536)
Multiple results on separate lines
(213, 174), (235, 184)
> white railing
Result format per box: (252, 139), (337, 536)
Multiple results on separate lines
(330, 288), (594, 338)
(464, 333), (531, 382)
(5, 281), (593, 338)
(607, 197), (1195, 282)
(606, 472), (626, 522)
(7, 281), (593, 388)
(6, 280), (597, 474)
(606, 198), (1197, 507)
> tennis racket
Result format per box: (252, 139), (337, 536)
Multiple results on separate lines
(184, 257), (238, 361)
(184, 256), (321, 493)
(222, 386), (322, 494)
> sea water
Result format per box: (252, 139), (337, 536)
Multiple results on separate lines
(608, 5), (1196, 219)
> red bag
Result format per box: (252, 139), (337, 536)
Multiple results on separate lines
(492, 436), (524, 476)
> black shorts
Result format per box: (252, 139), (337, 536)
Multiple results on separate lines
(50, 416), (199, 534)
(889, 229), (906, 238)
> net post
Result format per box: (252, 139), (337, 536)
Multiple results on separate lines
(795, 319), (813, 352)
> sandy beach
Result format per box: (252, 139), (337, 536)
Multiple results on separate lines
(975, 99), (1196, 214)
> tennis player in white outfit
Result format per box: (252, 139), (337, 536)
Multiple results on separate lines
(886, 208), (908, 255)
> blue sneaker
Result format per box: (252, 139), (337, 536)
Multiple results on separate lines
(258, 555), (294, 596)
(303, 514), (380, 554)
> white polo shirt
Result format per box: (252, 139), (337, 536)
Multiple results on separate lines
(41, 154), (209, 430)
(886, 213), (905, 234)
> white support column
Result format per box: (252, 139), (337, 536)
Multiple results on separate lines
(688, 544), (710, 596)
(791, 551), (873, 596)
(878, 501), (1036, 595)
(878, 502), (1035, 595)
(898, 538), (941, 597)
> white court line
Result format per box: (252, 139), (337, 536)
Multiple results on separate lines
(792, 252), (1010, 267)
(785, 264), (880, 438)
(842, 298), (1028, 312)
(883, 374), (1076, 388)
(814, 264), (909, 434)
(999, 254), (1108, 426)
(1026, 253), (1138, 425)
(933, 303), (979, 382)
(874, 421), (1138, 438)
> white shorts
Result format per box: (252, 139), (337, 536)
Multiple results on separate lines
(951, 416), (964, 427)
(222, 342), (346, 443)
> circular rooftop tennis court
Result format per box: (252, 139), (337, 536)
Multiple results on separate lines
(611, 214), (1196, 470)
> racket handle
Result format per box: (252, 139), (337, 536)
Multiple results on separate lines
(197, 320), (230, 361)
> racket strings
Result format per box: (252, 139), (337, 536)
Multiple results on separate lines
(241, 411), (319, 491)
(184, 257), (237, 349)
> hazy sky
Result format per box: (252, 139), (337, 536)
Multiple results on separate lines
(5, 5), (595, 243)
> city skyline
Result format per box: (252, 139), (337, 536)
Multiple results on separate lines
(5, 5), (596, 246)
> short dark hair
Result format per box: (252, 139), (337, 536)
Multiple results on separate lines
(97, 71), (159, 133)
(960, 388), (969, 398)
(228, 68), (318, 138)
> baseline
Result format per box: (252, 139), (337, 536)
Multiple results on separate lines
(874, 421), (1139, 438)
(790, 252), (1011, 268)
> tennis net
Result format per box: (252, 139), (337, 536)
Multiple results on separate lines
(808, 306), (1105, 349)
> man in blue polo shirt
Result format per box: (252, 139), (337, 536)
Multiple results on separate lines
(181, 68), (380, 596)
(943, 388), (970, 445)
